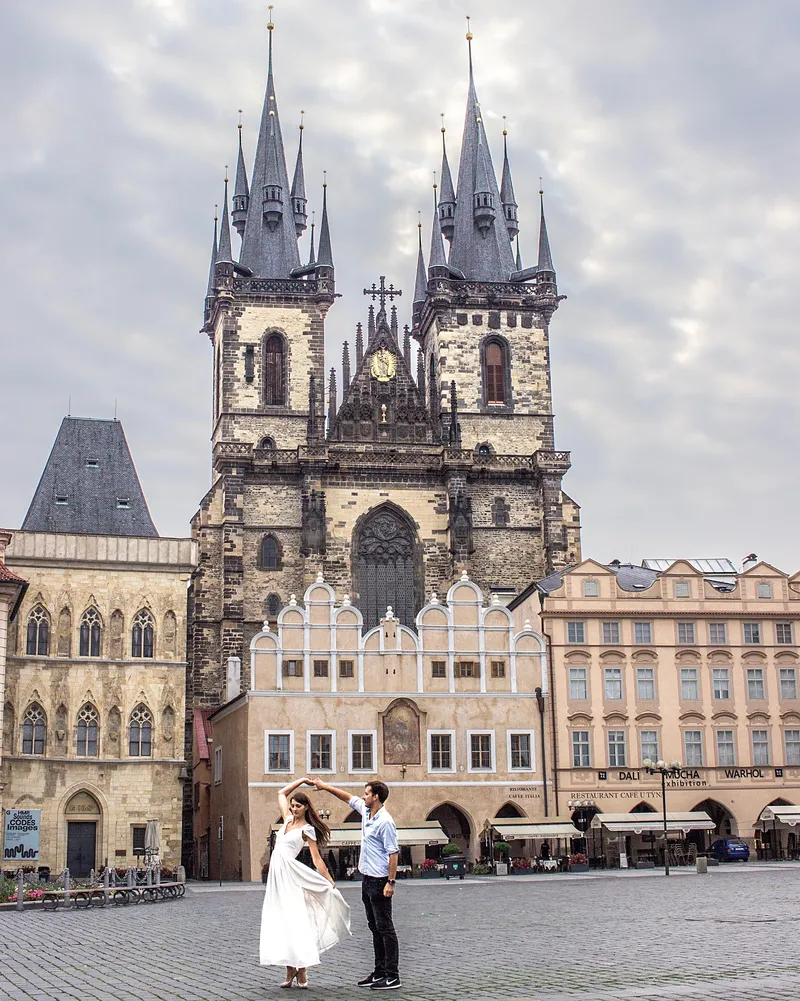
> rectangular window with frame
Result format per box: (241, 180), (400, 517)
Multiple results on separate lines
(677, 621), (696, 645)
(607, 730), (627, 767)
(567, 621), (586, 644)
(751, 729), (770, 766)
(569, 667), (588, 700)
(429, 732), (453, 771)
(313, 659), (329, 678)
(715, 729), (736, 766)
(708, 622), (728, 645)
(602, 621), (621, 645)
(572, 730), (591, 767)
(784, 729), (800, 765)
(743, 622), (761, 645)
(604, 668), (623, 700)
(634, 622), (653, 645)
(132, 826), (146, 856)
(213, 746), (222, 784)
(469, 732), (494, 771)
(747, 668), (765, 700)
(683, 729), (704, 766)
(490, 660), (506, 679)
(431, 660), (447, 679)
(309, 733), (333, 771)
(757, 582), (773, 599)
(636, 667), (655, 701)
(455, 661), (478, 679)
(639, 729), (659, 762)
(267, 732), (292, 772)
(674, 580), (691, 598)
(680, 668), (699, 701)
(350, 732), (374, 771)
(282, 660), (303, 677)
(509, 732), (533, 770)
(780, 668), (798, 700)
(776, 622), (794, 645)
(712, 668), (730, 700)
(339, 659), (354, 678)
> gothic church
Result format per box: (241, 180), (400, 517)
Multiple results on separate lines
(190, 19), (581, 707)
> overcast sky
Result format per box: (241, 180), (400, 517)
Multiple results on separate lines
(2, 0), (800, 572)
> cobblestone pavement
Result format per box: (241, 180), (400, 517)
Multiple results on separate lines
(3, 865), (800, 1000)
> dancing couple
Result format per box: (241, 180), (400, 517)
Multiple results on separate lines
(259, 775), (402, 991)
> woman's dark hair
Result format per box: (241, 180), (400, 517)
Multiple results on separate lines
(290, 791), (330, 847)
(366, 780), (389, 803)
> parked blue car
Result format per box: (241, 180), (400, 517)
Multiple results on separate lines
(709, 838), (750, 862)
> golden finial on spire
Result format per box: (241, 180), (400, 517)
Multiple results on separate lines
(465, 14), (473, 41)
(299, 109), (305, 131)
(214, 203), (218, 222)
(418, 210), (422, 231)
(267, 4), (274, 30)
(433, 169), (438, 191)
(440, 112), (446, 134)
(224, 165), (228, 183)
(539, 176), (544, 196)
(323, 169), (327, 189)
(503, 115), (508, 137)
(238, 109), (243, 131)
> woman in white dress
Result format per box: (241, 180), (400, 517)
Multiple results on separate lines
(260, 777), (351, 988)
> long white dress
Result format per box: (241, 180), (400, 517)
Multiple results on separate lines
(259, 820), (351, 969)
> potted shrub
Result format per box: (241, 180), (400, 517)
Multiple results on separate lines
(471, 861), (492, 875)
(420, 858), (441, 879)
(493, 840), (510, 875)
(569, 852), (590, 873)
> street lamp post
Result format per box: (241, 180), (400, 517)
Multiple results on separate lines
(642, 759), (681, 876)
(567, 798), (594, 855)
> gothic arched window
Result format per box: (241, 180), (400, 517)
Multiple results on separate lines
(22, 703), (46, 756)
(131, 609), (155, 659)
(483, 338), (509, 405)
(264, 333), (286, 406)
(26, 605), (50, 656)
(492, 498), (510, 527)
(264, 593), (281, 619)
(259, 535), (281, 570)
(428, 355), (438, 420)
(259, 436), (276, 451)
(129, 704), (153, 757)
(79, 608), (102, 658)
(354, 506), (420, 632)
(76, 703), (99, 757)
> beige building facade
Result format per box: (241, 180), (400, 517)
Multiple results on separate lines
(0, 531), (28, 820)
(512, 558), (800, 861)
(3, 528), (196, 875)
(206, 573), (551, 881)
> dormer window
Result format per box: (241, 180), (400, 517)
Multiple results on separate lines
(116, 498), (130, 509)
(757, 582), (773, 599)
(674, 581), (691, 598)
(55, 495), (68, 505)
(582, 580), (599, 597)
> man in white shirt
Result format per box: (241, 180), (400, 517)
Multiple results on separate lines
(311, 778), (401, 991)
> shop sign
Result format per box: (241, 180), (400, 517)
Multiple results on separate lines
(612, 769), (708, 788)
(507, 786), (541, 800)
(722, 768), (768, 780)
(3, 809), (41, 861)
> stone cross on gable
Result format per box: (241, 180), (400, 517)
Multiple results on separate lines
(363, 276), (402, 313)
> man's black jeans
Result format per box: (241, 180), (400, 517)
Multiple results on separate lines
(361, 875), (399, 979)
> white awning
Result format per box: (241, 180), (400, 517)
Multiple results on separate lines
(757, 805), (800, 827)
(490, 817), (581, 840)
(271, 821), (448, 847)
(590, 811), (715, 834)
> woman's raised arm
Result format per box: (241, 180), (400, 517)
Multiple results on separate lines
(277, 777), (310, 821)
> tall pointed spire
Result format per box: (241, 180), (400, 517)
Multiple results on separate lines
(217, 174), (233, 263)
(367, 305), (376, 343)
(316, 176), (334, 270)
(416, 348), (425, 397)
(342, 340), (351, 392)
(204, 208), (219, 327)
(448, 20), (516, 281)
(515, 234), (523, 272)
(238, 12), (302, 278)
(500, 121), (519, 240)
(438, 116), (456, 242)
(355, 322), (364, 365)
(390, 305), (399, 341)
(232, 112), (250, 239)
(403, 325), (411, 369)
(291, 112), (308, 237)
(428, 182), (448, 277)
(413, 217), (427, 317)
(537, 187), (554, 275)
(307, 212), (316, 266)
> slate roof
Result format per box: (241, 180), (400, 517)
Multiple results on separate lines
(22, 418), (158, 537)
(194, 708), (213, 762)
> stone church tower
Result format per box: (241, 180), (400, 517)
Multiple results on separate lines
(190, 21), (580, 707)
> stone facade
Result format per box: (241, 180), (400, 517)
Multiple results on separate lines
(0, 531), (28, 821)
(2, 531), (196, 873)
(512, 558), (800, 862)
(206, 574), (551, 881)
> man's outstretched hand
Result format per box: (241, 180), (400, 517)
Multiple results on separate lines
(308, 777), (325, 790)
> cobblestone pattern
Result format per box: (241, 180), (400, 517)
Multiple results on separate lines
(3, 867), (800, 1000)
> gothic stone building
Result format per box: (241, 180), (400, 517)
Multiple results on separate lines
(190, 22), (581, 717)
(2, 418), (196, 874)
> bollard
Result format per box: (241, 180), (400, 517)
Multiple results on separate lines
(16, 869), (24, 911)
(127, 868), (134, 888)
(89, 868), (96, 887)
(696, 856), (708, 875)
(64, 868), (71, 908)
(103, 867), (110, 905)
(155, 866), (161, 887)
(177, 865), (186, 884)
(146, 868), (152, 887)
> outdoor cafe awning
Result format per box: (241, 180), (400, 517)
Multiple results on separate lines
(490, 817), (582, 840)
(590, 811), (715, 834)
(271, 821), (448, 847)
(756, 805), (800, 828)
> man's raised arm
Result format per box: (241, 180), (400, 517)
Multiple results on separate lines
(310, 777), (354, 804)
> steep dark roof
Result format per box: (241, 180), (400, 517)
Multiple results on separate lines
(22, 418), (158, 537)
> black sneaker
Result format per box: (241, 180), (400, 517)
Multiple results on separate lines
(371, 977), (402, 991)
(358, 974), (380, 987)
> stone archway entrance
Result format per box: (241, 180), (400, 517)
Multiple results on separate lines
(496, 802), (526, 819)
(687, 798), (736, 853)
(65, 791), (100, 877)
(426, 803), (472, 859)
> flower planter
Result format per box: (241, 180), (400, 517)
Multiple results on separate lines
(493, 862), (509, 876)
(569, 863), (590, 873)
(419, 869), (441, 879)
